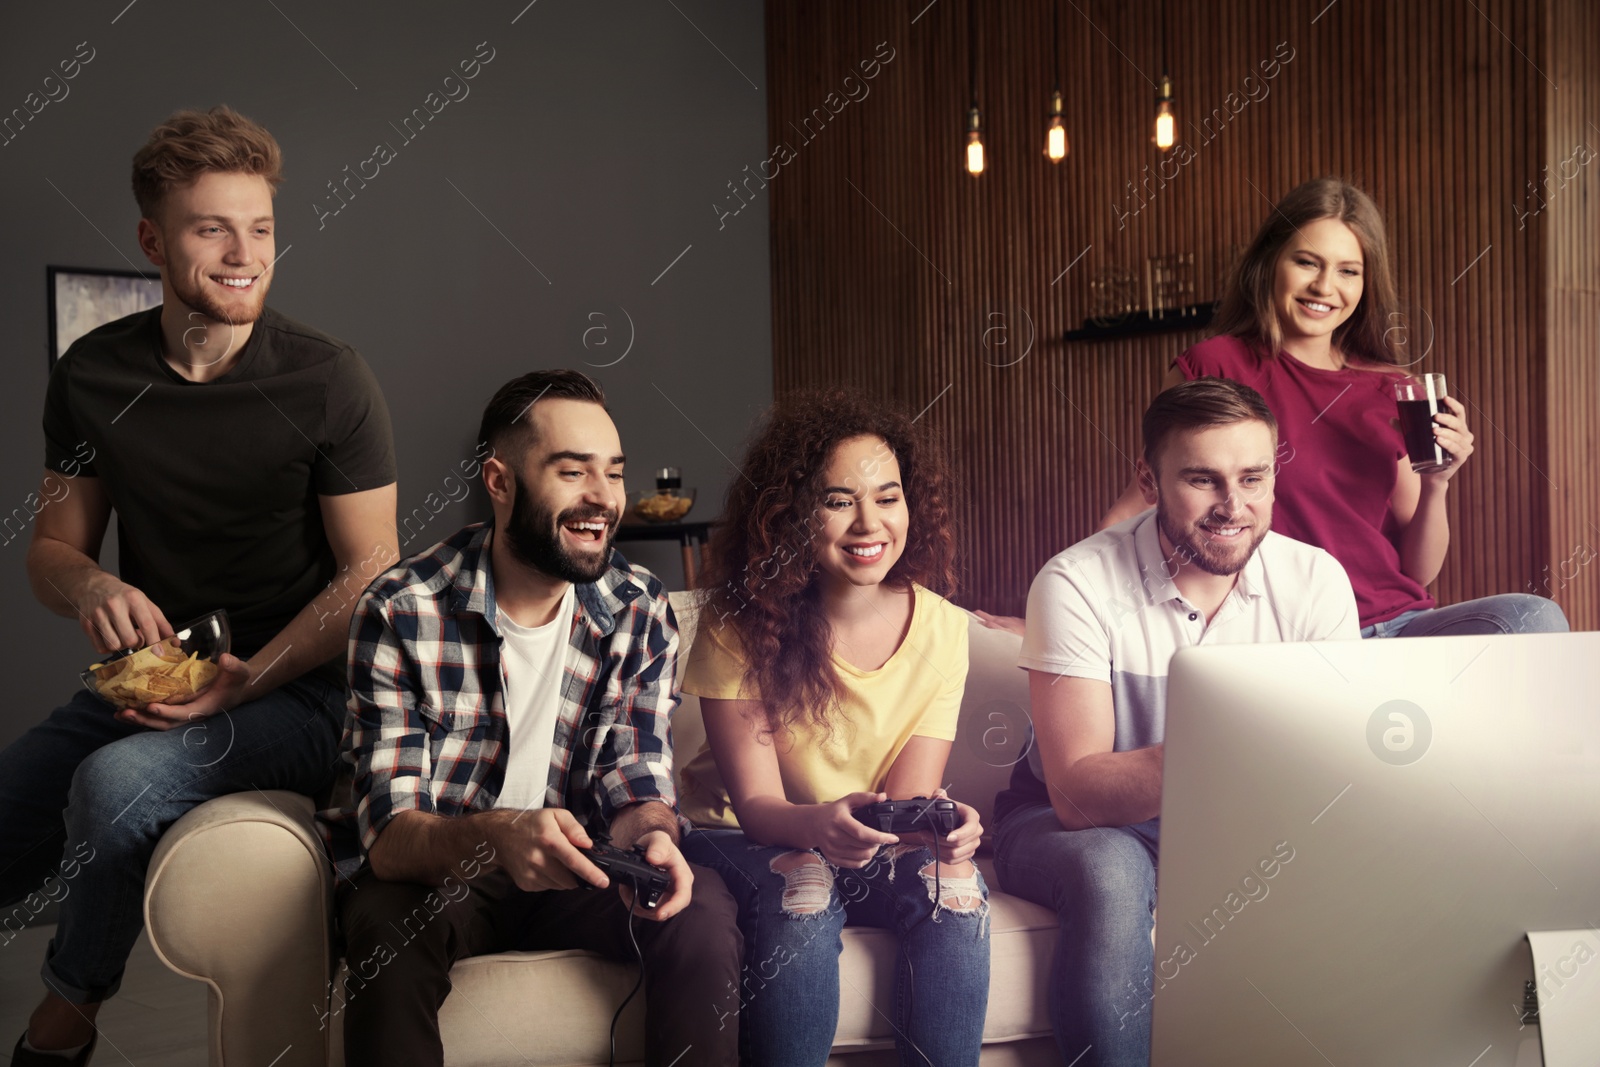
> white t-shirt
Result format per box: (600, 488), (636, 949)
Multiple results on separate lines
(493, 584), (575, 811)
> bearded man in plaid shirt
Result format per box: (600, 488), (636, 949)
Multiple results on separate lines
(319, 370), (740, 1067)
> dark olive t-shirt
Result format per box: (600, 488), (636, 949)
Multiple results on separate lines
(43, 306), (396, 679)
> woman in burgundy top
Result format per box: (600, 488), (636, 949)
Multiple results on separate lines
(1096, 177), (1567, 637)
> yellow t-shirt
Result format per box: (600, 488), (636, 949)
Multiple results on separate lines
(678, 584), (970, 828)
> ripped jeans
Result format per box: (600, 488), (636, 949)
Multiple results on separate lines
(682, 828), (990, 1067)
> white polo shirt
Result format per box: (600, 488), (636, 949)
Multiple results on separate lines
(1016, 510), (1359, 786)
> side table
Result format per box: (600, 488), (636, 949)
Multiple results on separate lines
(613, 519), (714, 590)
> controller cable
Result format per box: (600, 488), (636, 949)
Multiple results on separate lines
(608, 873), (646, 1067)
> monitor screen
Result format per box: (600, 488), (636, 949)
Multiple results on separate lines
(1152, 632), (1599, 1066)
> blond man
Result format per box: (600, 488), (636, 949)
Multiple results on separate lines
(1, 106), (397, 1065)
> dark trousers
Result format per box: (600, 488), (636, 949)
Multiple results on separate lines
(336, 865), (742, 1067)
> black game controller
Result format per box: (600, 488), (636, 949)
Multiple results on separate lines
(852, 796), (960, 836)
(578, 842), (672, 909)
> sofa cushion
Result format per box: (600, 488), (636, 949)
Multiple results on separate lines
(666, 590), (708, 789)
(944, 614), (1031, 830)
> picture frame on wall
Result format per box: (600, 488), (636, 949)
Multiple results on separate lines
(47, 266), (161, 369)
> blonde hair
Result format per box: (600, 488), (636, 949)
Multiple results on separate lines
(131, 106), (283, 221)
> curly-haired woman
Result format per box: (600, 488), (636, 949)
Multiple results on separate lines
(678, 390), (990, 1067)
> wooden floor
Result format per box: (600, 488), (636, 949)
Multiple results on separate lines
(0, 927), (207, 1066)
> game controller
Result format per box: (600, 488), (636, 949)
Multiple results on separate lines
(852, 796), (960, 836)
(578, 842), (672, 909)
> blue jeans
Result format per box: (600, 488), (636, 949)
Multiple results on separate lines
(1361, 593), (1569, 638)
(682, 828), (990, 1067)
(0, 676), (343, 1003)
(992, 806), (1160, 1067)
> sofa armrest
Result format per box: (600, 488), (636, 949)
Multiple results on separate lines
(145, 791), (335, 1067)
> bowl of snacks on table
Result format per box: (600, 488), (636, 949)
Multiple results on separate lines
(631, 487), (696, 523)
(82, 610), (231, 710)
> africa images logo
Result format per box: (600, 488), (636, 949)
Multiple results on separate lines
(1366, 699), (1432, 766)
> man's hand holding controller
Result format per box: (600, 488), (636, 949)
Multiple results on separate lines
(485, 808), (689, 921)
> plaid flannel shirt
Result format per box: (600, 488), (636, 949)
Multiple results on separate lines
(317, 522), (681, 874)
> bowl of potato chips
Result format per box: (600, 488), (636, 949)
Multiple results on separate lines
(631, 488), (695, 523)
(82, 610), (230, 710)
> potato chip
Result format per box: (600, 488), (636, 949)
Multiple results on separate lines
(89, 643), (219, 709)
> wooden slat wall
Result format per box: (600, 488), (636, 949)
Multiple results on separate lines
(765, 0), (1597, 627)
(1543, 0), (1600, 628)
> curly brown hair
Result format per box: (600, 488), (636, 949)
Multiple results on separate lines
(131, 106), (283, 222)
(700, 390), (958, 738)
(1210, 176), (1404, 366)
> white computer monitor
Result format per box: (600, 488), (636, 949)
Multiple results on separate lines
(1152, 631), (1600, 1066)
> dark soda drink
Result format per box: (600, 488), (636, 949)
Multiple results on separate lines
(1397, 399), (1451, 472)
(1393, 373), (1452, 473)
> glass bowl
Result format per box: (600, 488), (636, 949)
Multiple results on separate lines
(81, 610), (231, 709)
(631, 488), (696, 523)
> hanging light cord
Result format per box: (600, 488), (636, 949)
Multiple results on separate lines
(968, 0), (978, 110)
(1162, 0), (1171, 78)
(1052, 0), (1061, 95)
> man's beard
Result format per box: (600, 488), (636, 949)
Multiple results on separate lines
(1156, 502), (1268, 577)
(503, 469), (618, 584)
(170, 272), (269, 330)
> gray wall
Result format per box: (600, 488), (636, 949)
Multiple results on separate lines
(0, 1), (771, 746)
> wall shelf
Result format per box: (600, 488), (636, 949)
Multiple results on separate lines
(1064, 303), (1217, 342)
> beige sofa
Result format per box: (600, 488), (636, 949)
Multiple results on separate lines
(144, 593), (1061, 1066)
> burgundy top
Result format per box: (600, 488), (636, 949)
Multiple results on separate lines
(1176, 335), (1433, 627)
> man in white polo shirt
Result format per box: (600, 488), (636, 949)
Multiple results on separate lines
(990, 377), (1359, 1067)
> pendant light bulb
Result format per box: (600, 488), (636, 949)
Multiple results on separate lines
(1153, 74), (1176, 151)
(966, 106), (985, 176)
(1045, 89), (1068, 162)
